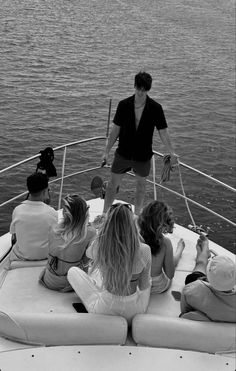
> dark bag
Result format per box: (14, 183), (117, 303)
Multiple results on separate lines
(36, 147), (57, 177)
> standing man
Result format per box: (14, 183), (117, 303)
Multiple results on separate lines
(102, 71), (178, 215)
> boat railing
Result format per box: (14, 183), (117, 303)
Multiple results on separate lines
(153, 150), (235, 193)
(0, 136), (106, 209)
(0, 136), (235, 228)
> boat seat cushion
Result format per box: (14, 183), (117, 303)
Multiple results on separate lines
(132, 314), (235, 354)
(0, 311), (128, 346)
(0, 266), (128, 345)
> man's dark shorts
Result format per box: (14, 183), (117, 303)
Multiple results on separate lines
(111, 152), (151, 177)
(185, 271), (207, 285)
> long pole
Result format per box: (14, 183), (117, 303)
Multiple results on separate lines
(58, 147), (67, 210)
(152, 156), (157, 200)
(106, 98), (112, 139)
(101, 99), (112, 167)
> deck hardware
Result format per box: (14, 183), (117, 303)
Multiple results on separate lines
(188, 224), (211, 237)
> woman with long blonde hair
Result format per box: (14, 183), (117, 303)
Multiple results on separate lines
(68, 203), (151, 323)
(39, 194), (96, 291)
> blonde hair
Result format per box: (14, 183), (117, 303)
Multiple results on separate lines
(91, 204), (140, 296)
(56, 194), (89, 248)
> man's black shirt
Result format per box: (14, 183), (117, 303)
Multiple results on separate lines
(113, 95), (168, 161)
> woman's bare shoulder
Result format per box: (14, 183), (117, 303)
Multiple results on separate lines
(162, 235), (173, 249)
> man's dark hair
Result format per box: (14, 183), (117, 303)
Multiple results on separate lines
(27, 172), (48, 194)
(134, 71), (152, 91)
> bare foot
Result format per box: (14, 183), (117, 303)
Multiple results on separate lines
(177, 238), (185, 254)
(196, 238), (211, 260)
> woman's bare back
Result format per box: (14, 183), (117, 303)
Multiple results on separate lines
(150, 238), (167, 277)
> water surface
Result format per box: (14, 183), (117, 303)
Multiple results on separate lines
(0, 0), (235, 252)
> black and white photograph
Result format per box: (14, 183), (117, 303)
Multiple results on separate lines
(0, 0), (235, 369)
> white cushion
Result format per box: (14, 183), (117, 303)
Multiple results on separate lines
(0, 311), (128, 346)
(132, 314), (235, 353)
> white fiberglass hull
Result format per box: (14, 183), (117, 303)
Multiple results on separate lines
(0, 345), (234, 371)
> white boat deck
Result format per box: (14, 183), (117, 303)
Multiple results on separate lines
(0, 198), (235, 369)
(0, 345), (234, 371)
(1, 198), (233, 318)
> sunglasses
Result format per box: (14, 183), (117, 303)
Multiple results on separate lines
(64, 194), (90, 210)
(109, 203), (133, 212)
(65, 193), (78, 200)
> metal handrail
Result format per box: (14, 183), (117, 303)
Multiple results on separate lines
(0, 137), (235, 228)
(153, 150), (236, 193)
(0, 136), (107, 175)
(0, 166), (103, 209)
(1, 138), (234, 195)
(147, 179), (236, 227)
(123, 171), (236, 227)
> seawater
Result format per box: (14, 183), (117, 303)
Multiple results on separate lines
(0, 0), (235, 252)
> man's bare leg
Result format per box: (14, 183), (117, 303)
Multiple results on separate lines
(134, 174), (147, 215)
(174, 238), (185, 266)
(103, 172), (124, 213)
(193, 237), (211, 274)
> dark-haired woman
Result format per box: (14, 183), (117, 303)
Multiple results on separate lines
(138, 201), (185, 293)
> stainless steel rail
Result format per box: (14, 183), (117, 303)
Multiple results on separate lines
(0, 136), (106, 175)
(0, 137), (235, 228)
(153, 150), (236, 193)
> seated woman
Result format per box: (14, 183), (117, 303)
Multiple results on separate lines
(68, 203), (151, 323)
(138, 201), (185, 293)
(39, 194), (96, 292)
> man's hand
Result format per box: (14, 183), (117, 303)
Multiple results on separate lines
(101, 152), (109, 167)
(170, 153), (179, 167)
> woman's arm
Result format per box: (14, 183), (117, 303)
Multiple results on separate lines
(86, 238), (99, 260)
(163, 237), (175, 279)
(138, 244), (152, 290)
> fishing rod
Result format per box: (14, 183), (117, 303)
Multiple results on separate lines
(101, 98), (112, 168)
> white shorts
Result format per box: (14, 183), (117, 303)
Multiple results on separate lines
(68, 267), (151, 324)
